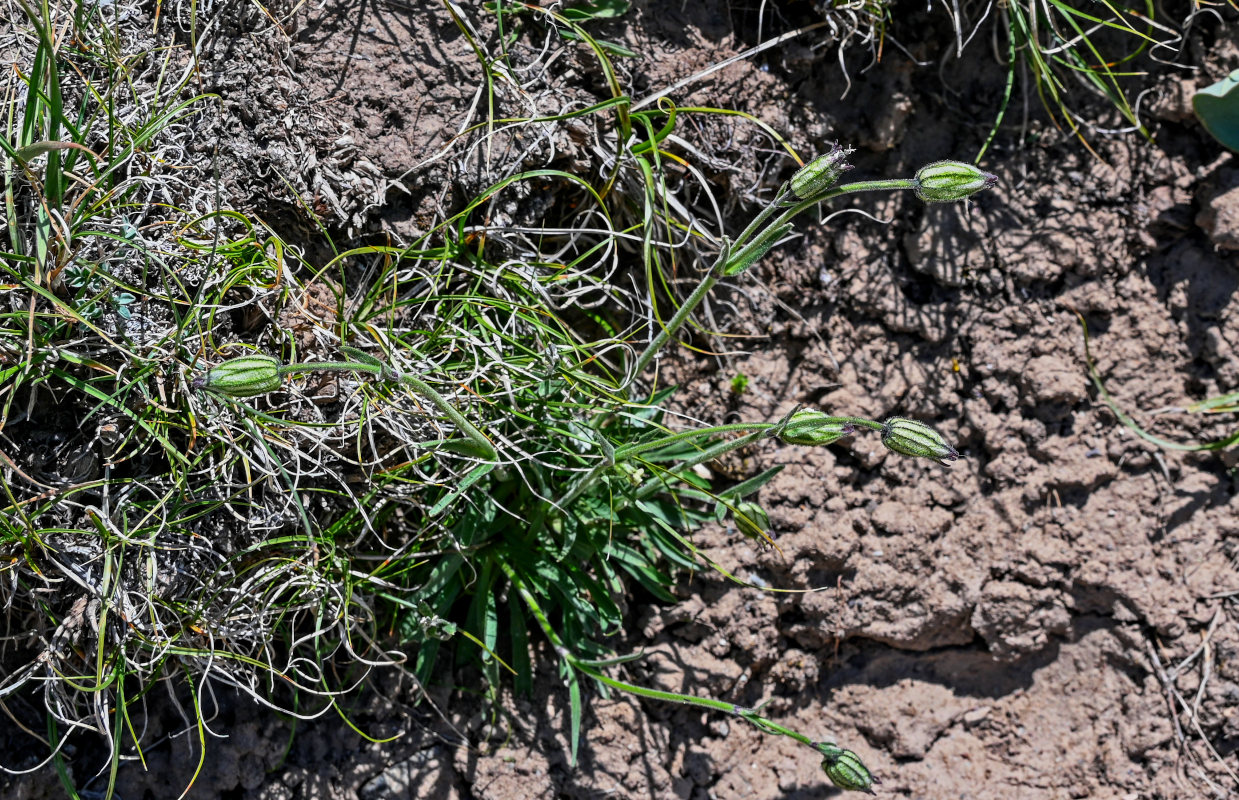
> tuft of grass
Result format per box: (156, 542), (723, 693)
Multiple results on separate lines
(970, 0), (1186, 159)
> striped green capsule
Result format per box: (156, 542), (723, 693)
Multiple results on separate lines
(880, 417), (959, 466)
(790, 144), (853, 200)
(779, 410), (856, 447)
(818, 745), (877, 794)
(913, 160), (997, 203)
(192, 354), (283, 397)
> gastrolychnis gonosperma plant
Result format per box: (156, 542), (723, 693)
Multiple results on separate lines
(194, 146), (995, 793)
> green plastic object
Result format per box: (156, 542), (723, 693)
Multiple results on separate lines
(1194, 68), (1239, 152)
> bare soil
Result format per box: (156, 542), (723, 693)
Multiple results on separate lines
(5, 1), (1238, 799)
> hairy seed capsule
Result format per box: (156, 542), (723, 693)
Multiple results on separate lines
(880, 417), (959, 466)
(818, 745), (877, 794)
(779, 410), (856, 447)
(790, 144), (853, 200)
(913, 160), (998, 203)
(192, 354), (282, 397)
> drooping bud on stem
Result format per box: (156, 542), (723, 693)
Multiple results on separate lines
(880, 417), (959, 466)
(790, 144), (854, 200)
(733, 501), (771, 541)
(191, 355), (282, 397)
(816, 743), (878, 794)
(913, 160), (997, 203)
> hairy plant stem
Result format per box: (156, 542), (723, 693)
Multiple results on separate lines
(278, 360), (496, 460)
(501, 560), (830, 764)
(629, 426), (768, 502)
(613, 416), (883, 460)
(626, 178), (918, 393)
(559, 175), (921, 533)
(625, 252), (726, 392)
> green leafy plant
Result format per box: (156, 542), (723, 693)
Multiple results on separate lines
(353, 145), (988, 787)
(60, 262), (137, 321)
(960, 1), (1185, 159)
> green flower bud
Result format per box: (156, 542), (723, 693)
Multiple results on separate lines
(192, 354), (283, 397)
(733, 501), (770, 541)
(780, 410), (856, 447)
(790, 144), (854, 200)
(818, 744), (877, 794)
(881, 417), (959, 466)
(913, 160), (997, 203)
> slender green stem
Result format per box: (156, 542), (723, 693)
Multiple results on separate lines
(614, 415), (881, 461)
(729, 178), (919, 272)
(280, 359), (496, 461)
(626, 413), (886, 502)
(630, 427), (769, 501)
(724, 179), (917, 275)
(626, 177), (919, 391)
(626, 265), (721, 391)
(498, 559), (568, 655)
(814, 177), (917, 199)
(572, 660), (739, 714)
(560, 414), (881, 517)
(503, 502), (872, 789)
(503, 560), (816, 744)
(571, 659), (819, 752)
(396, 373), (496, 461)
(613, 422), (776, 459)
(735, 707), (815, 747)
(731, 185), (793, 250)
(556, 421), (772, 511)
(279, 361), (382, 377)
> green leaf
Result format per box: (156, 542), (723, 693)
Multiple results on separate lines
(558, 32), (638, 58)
(429, 462), (495, 516)
(717, 465), (784, 501)
(1189, 391), (1239, 414)
(509, 600), (533, 697)
(573, 649), (646, 669)
(9, 139), (96, 166)
(1194, 69), (1239, 152)
(565, 661), (583, 767)
(562, 0), (630, 21)
(339, 345), (385, 370)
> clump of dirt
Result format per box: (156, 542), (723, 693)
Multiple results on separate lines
(5, 1), (1237, 799)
